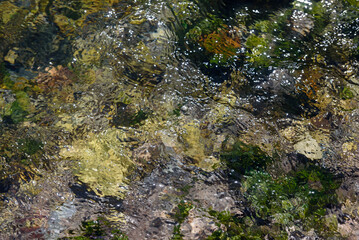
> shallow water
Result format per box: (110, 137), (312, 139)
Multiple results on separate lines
(0, 0), (359, 239)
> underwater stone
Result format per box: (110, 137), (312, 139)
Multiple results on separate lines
(4, 49), (18, 65)
(0, 2), (20, 24)
(291, 10), (314, 37)
(12, 0), (31, 8)
(294, 135), (323, 160)
(262, 68), (296, 95)
(180, 211), (218, 239)
(46, 201), (77, 239)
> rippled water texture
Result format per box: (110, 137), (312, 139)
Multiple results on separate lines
(0, 0), (359, 239)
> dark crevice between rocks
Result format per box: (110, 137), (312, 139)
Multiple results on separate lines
(70, 181), (123, 211)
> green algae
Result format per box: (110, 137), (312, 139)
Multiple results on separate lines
(171, 1), (243, 68)
(340, 86), (355, 100)
(207, 210), (269, 240)
(174, 200), (194, 224)
(345, 0), (359, 7)
(185, 15), (225, 42)
(128, 109), (149, 126)
(0, 62), (17, 90)
(171, 104), (182, 117)
(62, 217), (128, 240)
(220, 141), (272, 175)
(172, 200), (194, 240)
(0, 126), (48, 192)
(242, 1), (336, 70)
(10, 91), (32, 123)
(211, 139), (344, 239)
(19, 138), (43, 156)
(244, 34), (271, 67)
(0, 62), (10, 86)
(205, 165), (343, 239)
(241, 167), (342, 238)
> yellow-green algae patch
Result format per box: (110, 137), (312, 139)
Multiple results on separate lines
(180, 122), (206, 161)
(60, 129), (134, 198)
(178, 121), (219, 171)
(50, 0), (125, 36)
(0, 2), (20, 24)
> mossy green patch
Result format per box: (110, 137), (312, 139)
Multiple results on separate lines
(345, 0), (359, 7)
(0, 62), (8, 82)
(172, 200), (194, 240)
(174, 200), (193, 224)
(112, 106), (151, 127)
(185, 15), (224, 42)
(78, 220), (105, 239)
(340, 86), (354, 99)
(19, 138), (43, 156)
(220, 141), (272, 175)
(215, 141), (343, 239)
(8, 100), (28, 123)
(206, 165), (342, 239)
(180, 12), (242, 68)
(243, 2), (333, 70)
(207, 209), (278, 240)
(129, 109), (149, 126)
(245, 34), (272, 67)
(4, 91), (33, 123)
(171, 104), (182, 117)
(63, 217), (128, 240)
(0, 62), (14, 88)
(242, 165), (342, 238)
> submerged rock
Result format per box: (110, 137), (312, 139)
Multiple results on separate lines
(261, 68), (297, 97)
(291, 10), (314, 37)
(293, 135), (323, 160)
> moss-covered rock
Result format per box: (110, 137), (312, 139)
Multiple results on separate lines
(240, 165), (342, 238)
(61, 217), (128, 240)
(205, 163), (343, 239)
(220, 141), (272, 175)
